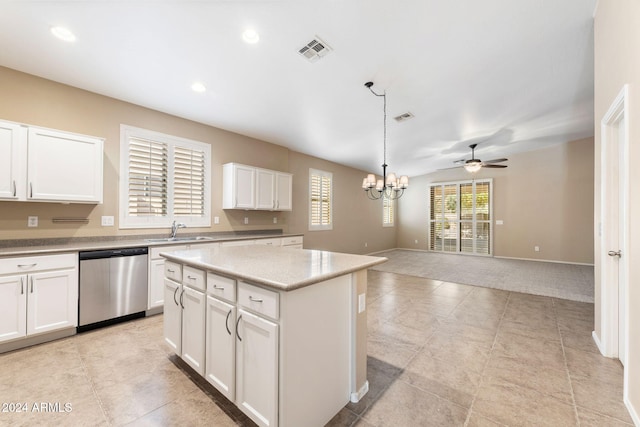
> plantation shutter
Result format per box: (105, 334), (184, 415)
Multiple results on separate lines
(310, 170), (332, 229)
(127, 137), (168, 217)
(173, 146), (206, 217)
(383, 196), (394, 225)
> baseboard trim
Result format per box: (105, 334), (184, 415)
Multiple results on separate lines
(350, 380), (369, 403)
(592, 330), (606, 356)
(624, 395), (640, 426)
(494, 255), (594, 266)
(0, 328), (76, 354)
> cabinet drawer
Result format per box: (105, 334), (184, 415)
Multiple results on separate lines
(0, 252), (77, 275)
(281, 236), (303, 246)
(238, 282), (279, 320)
(183, 266), (206, 291)
(164, 261), (182, 282)
(207, 272), (236, 302)
(254, 238), (281, 246)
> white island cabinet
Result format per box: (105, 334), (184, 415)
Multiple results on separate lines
(161, 245), (386, 427)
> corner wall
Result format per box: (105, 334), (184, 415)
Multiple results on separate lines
(397, 138), (594, 264)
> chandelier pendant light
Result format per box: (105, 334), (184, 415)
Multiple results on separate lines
(361, 81), (409, 200)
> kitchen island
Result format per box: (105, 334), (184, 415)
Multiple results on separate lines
(160, 245), (386, 427)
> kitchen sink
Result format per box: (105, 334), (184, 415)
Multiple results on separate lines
(145, 236), (216, 243)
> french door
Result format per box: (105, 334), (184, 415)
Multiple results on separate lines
(429, 179), (492, 255)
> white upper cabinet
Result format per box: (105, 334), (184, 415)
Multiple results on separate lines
(275, 172), (292, 211)
(0, 121), (26, 200)
(255, 168), (275, 210)
(223, 163), (256, 209)
(27, 127), (103, 203)
(223, 163), (292, 211)
(0, 119), (104, 204)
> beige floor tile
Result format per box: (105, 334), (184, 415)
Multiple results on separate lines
(492, 330), (567, 372)
(362, 380), (468, 427)
(577, 407), (635, 426)
(484, 353), (573, 404)
(400, 348), (481, 407)
(422, 331), (491, 373)
(346, 356), (402, 415)
(472, 375), (578, 426)
(466, 412), (508, 426)
(325, 407), (359, 427)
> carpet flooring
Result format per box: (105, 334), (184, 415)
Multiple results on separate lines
(370, 250), (594, 303)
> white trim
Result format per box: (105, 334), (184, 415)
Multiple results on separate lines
(592, 330), (605, 355)
(494, 255), (594, 266)
(625, 396), (640, 427)
(350, 380), (369, 403)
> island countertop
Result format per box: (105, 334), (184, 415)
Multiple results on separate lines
(160, 245), (387, 291)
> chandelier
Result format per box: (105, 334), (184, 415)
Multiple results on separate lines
(361, 82), (409, 200)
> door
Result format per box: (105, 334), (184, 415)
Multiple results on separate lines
(600, 85), (629, 365)
(181, 286), (206, 375)
(27, 269), (78, 335)
(27, 127), (103, 203)
(205, 296), (236, 400)
(0, 121), (25, 200)
(236, 309), (278, 427)
(275, 173), (292, 211)
(0, 275), (27, 342)
(163, 278), (182, 354)
(256, 169), (275, 210)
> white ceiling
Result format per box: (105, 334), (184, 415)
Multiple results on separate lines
(0, 0), (597, 177)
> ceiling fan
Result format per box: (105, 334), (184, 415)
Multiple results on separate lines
(452, 144), (508, 173)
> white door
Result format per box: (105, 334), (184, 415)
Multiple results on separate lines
(181, 286), (206, 375)
(600, 86), (629, 365)
(275, 173), (293, 211)
(205, 296), (236, 400)
(236, 309), (278, 427)
(0, 121), (25, 200)
(0, 275), (27, 342)
(27, 269), (78, 335)
(234, 165), (256, 209)
(148, 259), (165, 309)
(27, 127), (103, 203)
(256, 169), (275, 210)
(163, 278), (182, 354)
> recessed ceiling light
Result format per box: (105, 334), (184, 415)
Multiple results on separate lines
(242, 29), (260, 44)
(191, 82), (206, 93)
(50, 26), (76, 42)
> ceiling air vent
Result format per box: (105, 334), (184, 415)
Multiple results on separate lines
(394, 112), (414, 122)
(298, 37), (332, 62)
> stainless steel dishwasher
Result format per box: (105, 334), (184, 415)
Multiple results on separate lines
(78, 247), (148, 332)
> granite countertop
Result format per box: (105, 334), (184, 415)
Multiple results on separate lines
(160, 245), (387, 291)
(0, 232), (304, 257)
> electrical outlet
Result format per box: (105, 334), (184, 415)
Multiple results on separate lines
(28, 216), (38, 227)
(415, 239), (418, 244)
(364, 242), (368, 248)
(214, 216), (220, 224)
(273, 217), (277, 224)
(358, 293), (366, 313)
(244, 217), (249, 225)
(534, 246), (540, 252)
(101, 216), (114, 226)
(496, 220), (504, 225)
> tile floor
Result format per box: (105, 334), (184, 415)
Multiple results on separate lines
(0, 270), (633, 426)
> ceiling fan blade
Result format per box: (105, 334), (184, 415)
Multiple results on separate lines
(483, 158), (508, 164)
(482, 164), (507, 168)
(438, 165), (465, 171)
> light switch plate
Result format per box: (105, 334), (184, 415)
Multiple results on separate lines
(358, 293), (366, 313)
(244, 217), (249, 225)
(27, 216), (38, 227)
(214, 216), (220, 224)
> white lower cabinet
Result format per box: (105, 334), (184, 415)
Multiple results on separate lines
(236, 309), (279, 427)
(181, 285), (206, 374)
(0, 253), (78, 344)
(205, 296), (236, 400)
(163, 278), (182, 354)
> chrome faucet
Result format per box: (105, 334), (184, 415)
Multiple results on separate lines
(170, 220), (187, 239)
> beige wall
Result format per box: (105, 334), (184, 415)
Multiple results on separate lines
(0, 66), (394, 254)
(594, 1), (640, 421)
(397, 138), (594, 264)
(287, 150), (396, 254)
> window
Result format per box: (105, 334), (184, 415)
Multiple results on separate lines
(309, 168), (332, 230)
(429, 179), (492, 255)
(119, 125), (211, 229)
(383, 196), (394, 227)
